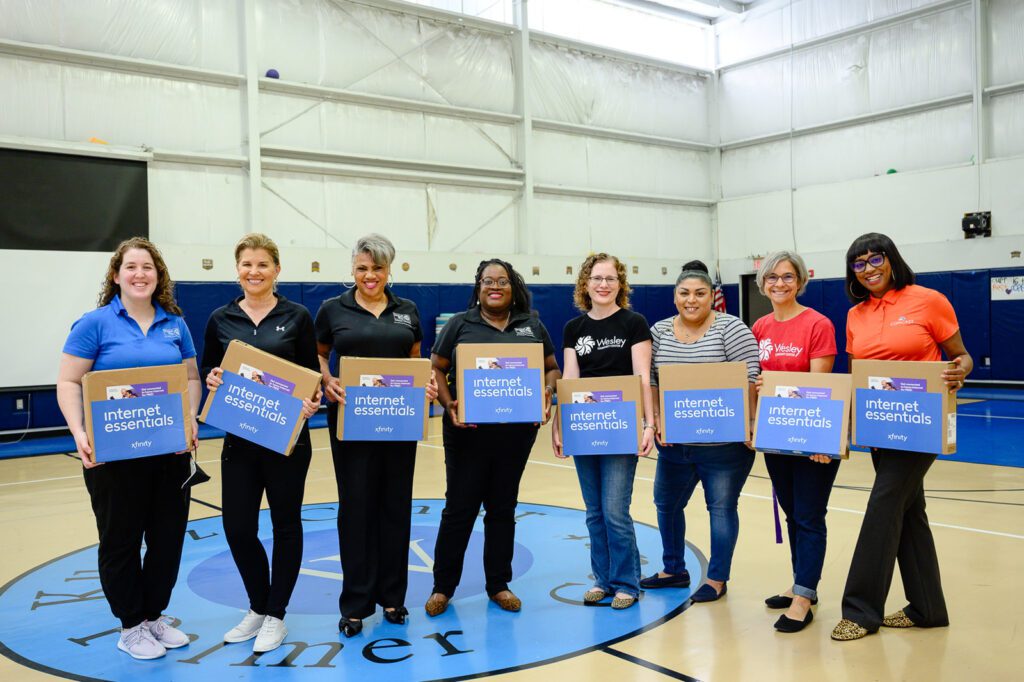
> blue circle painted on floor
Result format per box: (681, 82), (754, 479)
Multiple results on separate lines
(0, 500), (705, 681)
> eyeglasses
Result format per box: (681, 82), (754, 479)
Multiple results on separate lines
(849, 253), (886, 273)
(480, 277), (510, 287)
(588, 276), (618, 285)
(764, 273), (797, 285)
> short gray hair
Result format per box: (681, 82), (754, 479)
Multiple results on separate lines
(352, 233), (396, 267)
(755, 250), (809, 296)
(675, 269), (713, 288)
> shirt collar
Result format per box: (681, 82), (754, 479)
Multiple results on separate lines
(465, 306), (531, 327)
(866, 286), (906, 311)
(228, 293), (286, 315)
(112, 294), (168, 322)
(340, 287), (398, 312)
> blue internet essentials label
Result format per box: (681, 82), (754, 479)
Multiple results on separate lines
(343, 386), (426, 441)
(755, 397), (846, 456)
(855, 388), (944, 453)
(90, 393), (186, 462)
(561, 401), (638, 456)
(203, 370), (303, 454)
(463, 368), (543, 423)
(663, 388), (747, 443)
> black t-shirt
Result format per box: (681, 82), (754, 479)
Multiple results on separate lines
(432, 307), (555, 400)
(201, 295), (319, 378)
(314, 288), (423, 359)
(562, 308), (651, 378)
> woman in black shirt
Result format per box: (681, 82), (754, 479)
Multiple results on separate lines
(554, 254), (654, 609)
(424, 259), (561, 616)
(202, 233), (321, 654)
(315, 233), (437, 638)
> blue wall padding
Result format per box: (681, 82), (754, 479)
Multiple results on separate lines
(6, 267), (1024, 432)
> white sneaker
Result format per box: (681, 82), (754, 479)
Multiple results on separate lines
(146, 617), (190, 649)
(224, 610), (266, 643)
(253, 616), (287, 653)
(117, 622), (166, 660)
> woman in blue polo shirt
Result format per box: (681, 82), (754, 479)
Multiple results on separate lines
(56, 238), (201, 661)
(202, 233), (322, 654)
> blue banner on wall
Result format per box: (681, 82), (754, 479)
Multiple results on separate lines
(203, 371), (302, 454)
(463, 368), (543, 424)
(663, 388), (746, 443)
(91, 394), (186, 462)
(343, 386), (426, 441)
(755, 397), (846, 456)
(854, 388), (944, 453)
(561, 401), (638, 456)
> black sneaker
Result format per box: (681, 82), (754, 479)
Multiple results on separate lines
(639, 570), (691, 589)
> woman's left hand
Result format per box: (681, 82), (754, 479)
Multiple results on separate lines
(300, 388), (323, 419)
(809, 454), (832, 464)
(177, 416), (200, 453)
(638, 426), (655, 458)
(540, 388), (553, 426)
(942, 356), (967, 392)
(426, 374), (439, 402)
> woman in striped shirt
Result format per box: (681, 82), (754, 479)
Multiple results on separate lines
(644, 261), (760, 603)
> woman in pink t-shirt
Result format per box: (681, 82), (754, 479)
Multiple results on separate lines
(751, 251), (838, 634)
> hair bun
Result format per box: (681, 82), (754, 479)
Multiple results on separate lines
(681, 260), (709, 274)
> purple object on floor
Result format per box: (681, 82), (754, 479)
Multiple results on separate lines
(265, 68), (280, 78)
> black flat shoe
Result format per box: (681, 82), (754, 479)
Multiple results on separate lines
(774, 609), (813, 633)
(765, 594), (818, 609)
(690, 582), (726, 603)
(383, 607), (408, 625)
(639, 571), (691, 589)
(339, 617), (362, 638)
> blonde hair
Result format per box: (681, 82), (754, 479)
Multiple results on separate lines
(573, 253), (631, 312)
(234, 233), (281, 266)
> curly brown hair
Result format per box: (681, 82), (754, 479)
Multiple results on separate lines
(98, 237), (182, 315)
(573, 253), (631, 312)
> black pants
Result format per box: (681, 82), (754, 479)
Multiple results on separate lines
(83, 453), (191, 629)
(841, 448), (949, 631)
(431, 422), (537, 598)
(764, 453), (841, 599)
(328, 406), (417, 619)
(221, 432), (311, 620)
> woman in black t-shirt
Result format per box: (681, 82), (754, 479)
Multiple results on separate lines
(554, 253), (654, 609)
(424, 259), (561, 617)
(314, 234), (438, 638)
(202, 233), (322, 654)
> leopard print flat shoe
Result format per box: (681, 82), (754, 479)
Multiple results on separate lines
(831, 619), (869, 641)
(882, 610), (915, 628)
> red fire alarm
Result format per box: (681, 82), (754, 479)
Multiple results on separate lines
(808, 269), (815, 278)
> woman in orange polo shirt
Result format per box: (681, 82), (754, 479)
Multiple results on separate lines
(831, 233), (971, 642)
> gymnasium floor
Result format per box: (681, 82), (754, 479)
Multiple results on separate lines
(0, 398), (1021, 681)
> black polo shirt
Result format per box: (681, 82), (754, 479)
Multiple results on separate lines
(201, 294), (319, 378)
(314, 288), (423, 359)
(432, 307), (555, 400)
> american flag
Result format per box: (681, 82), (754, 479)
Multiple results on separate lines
(713, 271), (726, 312)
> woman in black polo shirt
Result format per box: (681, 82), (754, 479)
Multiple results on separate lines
(202, 233), (321, 654)
(424, 259), (561, 616)
(315, 233), (437, 638)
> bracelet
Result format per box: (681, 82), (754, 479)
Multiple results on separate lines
(642, 421), (656, 430)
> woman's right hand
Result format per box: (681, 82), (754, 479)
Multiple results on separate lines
(446, 400), (475, 429)
(74, 431), (100, 468)
(552, 424), (566, 459)
(809, 454), (832, 464)
(323, 377), (346, 404)
(206, 367), (224, 392)
(753, 374), (763, 395)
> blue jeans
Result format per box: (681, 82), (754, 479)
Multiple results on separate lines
(764, 453), (840, 601)
(574, 454), (641, 597)
(653, 443), (754, 582)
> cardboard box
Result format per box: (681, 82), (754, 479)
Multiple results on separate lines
(851, 359), (956, 455)
(456, 343), (545, 424)
(556, 375), (643, 456)
(82, 363), (193, 463)
(658, 362), (750, 444)
(754, 371), (851, 458)
(199, 340), (321, 455)
(336, 356), (432, 441)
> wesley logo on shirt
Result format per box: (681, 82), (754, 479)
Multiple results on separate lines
(759, 337), (803, 361)
(575, 335), (626, 356)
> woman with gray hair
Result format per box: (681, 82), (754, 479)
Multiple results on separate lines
(750, 250), (838, 633)
(643, 260), (760, 603)
(314, 233), (438, 638)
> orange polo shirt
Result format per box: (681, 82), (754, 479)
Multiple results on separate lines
(846, 285), (959, 361)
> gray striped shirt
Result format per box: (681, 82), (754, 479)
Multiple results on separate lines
(650, 312), (760, 386)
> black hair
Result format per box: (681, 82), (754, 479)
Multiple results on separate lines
(468, 259), (532, 315)
(677, 259), (713, 287)
(844, 232), (915, 303)
(682, 260), (709, 274)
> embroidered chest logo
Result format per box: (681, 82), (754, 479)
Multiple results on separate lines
(162, 328), (180, 339)
(758, 338), (772, 361)
(276, 325), (286, 332)
(514, 327), (535, 337)
(890, 315), (917, 327)
(575, 336), (595, 356)
(393, 312), (413, 327)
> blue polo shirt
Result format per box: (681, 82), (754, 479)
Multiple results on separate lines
(63, 295), (197, 371)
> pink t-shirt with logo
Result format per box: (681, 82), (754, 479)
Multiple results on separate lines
(751, 308), (837, 372)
